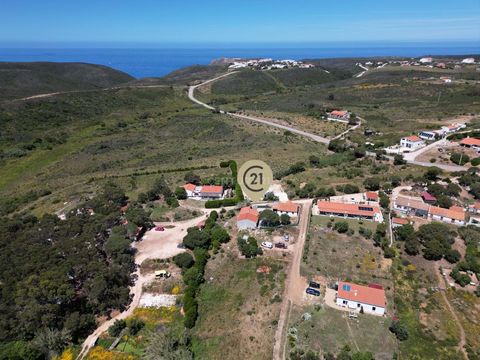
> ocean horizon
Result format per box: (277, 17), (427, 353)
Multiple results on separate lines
(1, 42), (479, 78)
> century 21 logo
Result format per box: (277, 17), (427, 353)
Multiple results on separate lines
(237, 160), (273, 202)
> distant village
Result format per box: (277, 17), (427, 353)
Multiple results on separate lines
(227, 58), (315, 70)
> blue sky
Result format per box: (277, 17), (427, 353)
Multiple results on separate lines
(1, 0), (479, 45)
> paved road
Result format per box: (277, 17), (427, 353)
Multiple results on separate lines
(187, 75), (330, 144)
(272, 199), (312, 360)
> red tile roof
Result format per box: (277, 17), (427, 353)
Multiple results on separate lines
(337, 281), (386, 308)
(403, 135), (423, 142)
(365, 191), (379, 201)
(331, 110), (348, 117)
(429, 205), (465, 222)
(392, 217), (409, 225)
(200, 185), (223, 194)
(460, 137), (480, 146)
(237, 207), (259, 223)
(317, 201), (381, 218)
(273, 201), (300, 213)
(421, 191), (437, 202)
(183, 183), (197, 192)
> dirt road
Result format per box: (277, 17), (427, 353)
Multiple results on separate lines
(273, 199), (312, 360)
(77, 211), (209, 359)
(434, 264), (468, 360)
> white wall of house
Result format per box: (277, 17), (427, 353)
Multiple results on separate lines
(400, 138), (425, 150)
(430, 214), (465, 226)
(237, 219), (257, 230)
(274, 210), (297, 217)
(336, 297), (385, 315)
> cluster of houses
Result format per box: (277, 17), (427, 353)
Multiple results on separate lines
(418, 123), (466, 141)
(183, 183), (225, 200)
(388, 123), (468, 153)
(313, 191), (384, 223)
(236, 200), (300, 229)
(393, 194), (466, 226)
(228, 58), (315, 70)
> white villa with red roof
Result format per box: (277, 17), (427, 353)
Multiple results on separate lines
(327, 110), (350, 122)
(237, 207), (260, 229)
(400, 135), (425, 150)
(336, 281), (386, 316)
(272, 201), (300, 217)
(182, 183), (224, 200)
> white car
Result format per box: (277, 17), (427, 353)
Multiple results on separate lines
(261, 241), (273, 249)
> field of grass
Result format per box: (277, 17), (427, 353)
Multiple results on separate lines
(192, 250), (286, 360)
(303, 219), (392, 291)
(0, 85), (326, 216)
(199, 65), (480, 147)
(288, 304), (397, 360)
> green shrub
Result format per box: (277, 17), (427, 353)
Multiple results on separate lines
(334, 221), (349, 233)
(108, 319), (126, 337)
(450, 152), (470, 165)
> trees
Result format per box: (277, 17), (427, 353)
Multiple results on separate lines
(259, 210), (280, 227)
(450, 152), (470, 165)
(237, 236), (262, 258)
(328, 139), (348, 153)
(336, 184), (360, 194)
(363, 177), (381, 191)
(280, 214), (291, 225)
(393, 154), (406, 166)
(108, 319), (126, 337)
(417, 222), (455, 260)
(184, 172), (201, 185)
(182, 227), (211, 250)
(445, 249), (461, 263)
(436, 195), (453, 209)
(424, 167), (442, 181)
(210, 225), (230, 246)
(334, 221), (349, 233)
(379, 191), (390, 209)
(175, 187), (187, 200)
(173, 253), (195, 270)
(309, 155), (321, 167)
(389, 320), (409, 341)
(450, 268), (471, 287)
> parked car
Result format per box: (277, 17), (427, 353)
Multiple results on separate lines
(177, 243), (186, 249)
(283, 234), (290, 241)
(261, 241), (273, 249)
(306, 288), (320, 296)
(155, 270), (171, 279)
(309, 281), (320, 289)
(155, 226), (165, 231)
(275, 242), (287, 249)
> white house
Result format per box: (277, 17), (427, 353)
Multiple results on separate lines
(336, 282), (386, 316)
(236, 207), (259, 230)
(400, 135), (425, 150)
(272, 201), (300, 217)
(418, 131), (438, 141)
(183, 183), (198, 198)
(328, 110), (350, 122)
(429, 206), (466, 226)
(462, 58), (475, 64)
(419, 57), (433, 64)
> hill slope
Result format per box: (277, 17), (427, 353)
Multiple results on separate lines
(0, 62), (134, 100)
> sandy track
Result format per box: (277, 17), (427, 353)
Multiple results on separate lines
(273, 199), (312, 360)
(77, 211), (209, 359)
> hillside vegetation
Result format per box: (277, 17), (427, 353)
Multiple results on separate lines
(0, 62), (134, 99)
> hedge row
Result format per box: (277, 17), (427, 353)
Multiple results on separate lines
(205, 160), (243, 208)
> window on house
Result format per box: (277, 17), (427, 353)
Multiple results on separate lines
(372, 307), (376, 311)
(343, 300), (347, 305)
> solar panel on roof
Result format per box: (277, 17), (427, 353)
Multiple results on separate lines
(342, 284), (351, 291)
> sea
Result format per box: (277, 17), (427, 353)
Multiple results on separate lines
(1, 42), (479, 79)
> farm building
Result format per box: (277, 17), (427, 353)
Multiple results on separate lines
(236, 207), (260, 229)
(394, 196), (430, 217)
(429, 205), (466, 226)
(316, 201), (383, 222)
(328, 110), (350, 122)
(400, 135), (425, 150)
(199, 185), (224, 199)
(459, 137), (480, 150)
(183, 183), (198, 197)
(336, 282), (386, 316)
(421, 191), (437, 204)
(273, 201), (300, 217)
